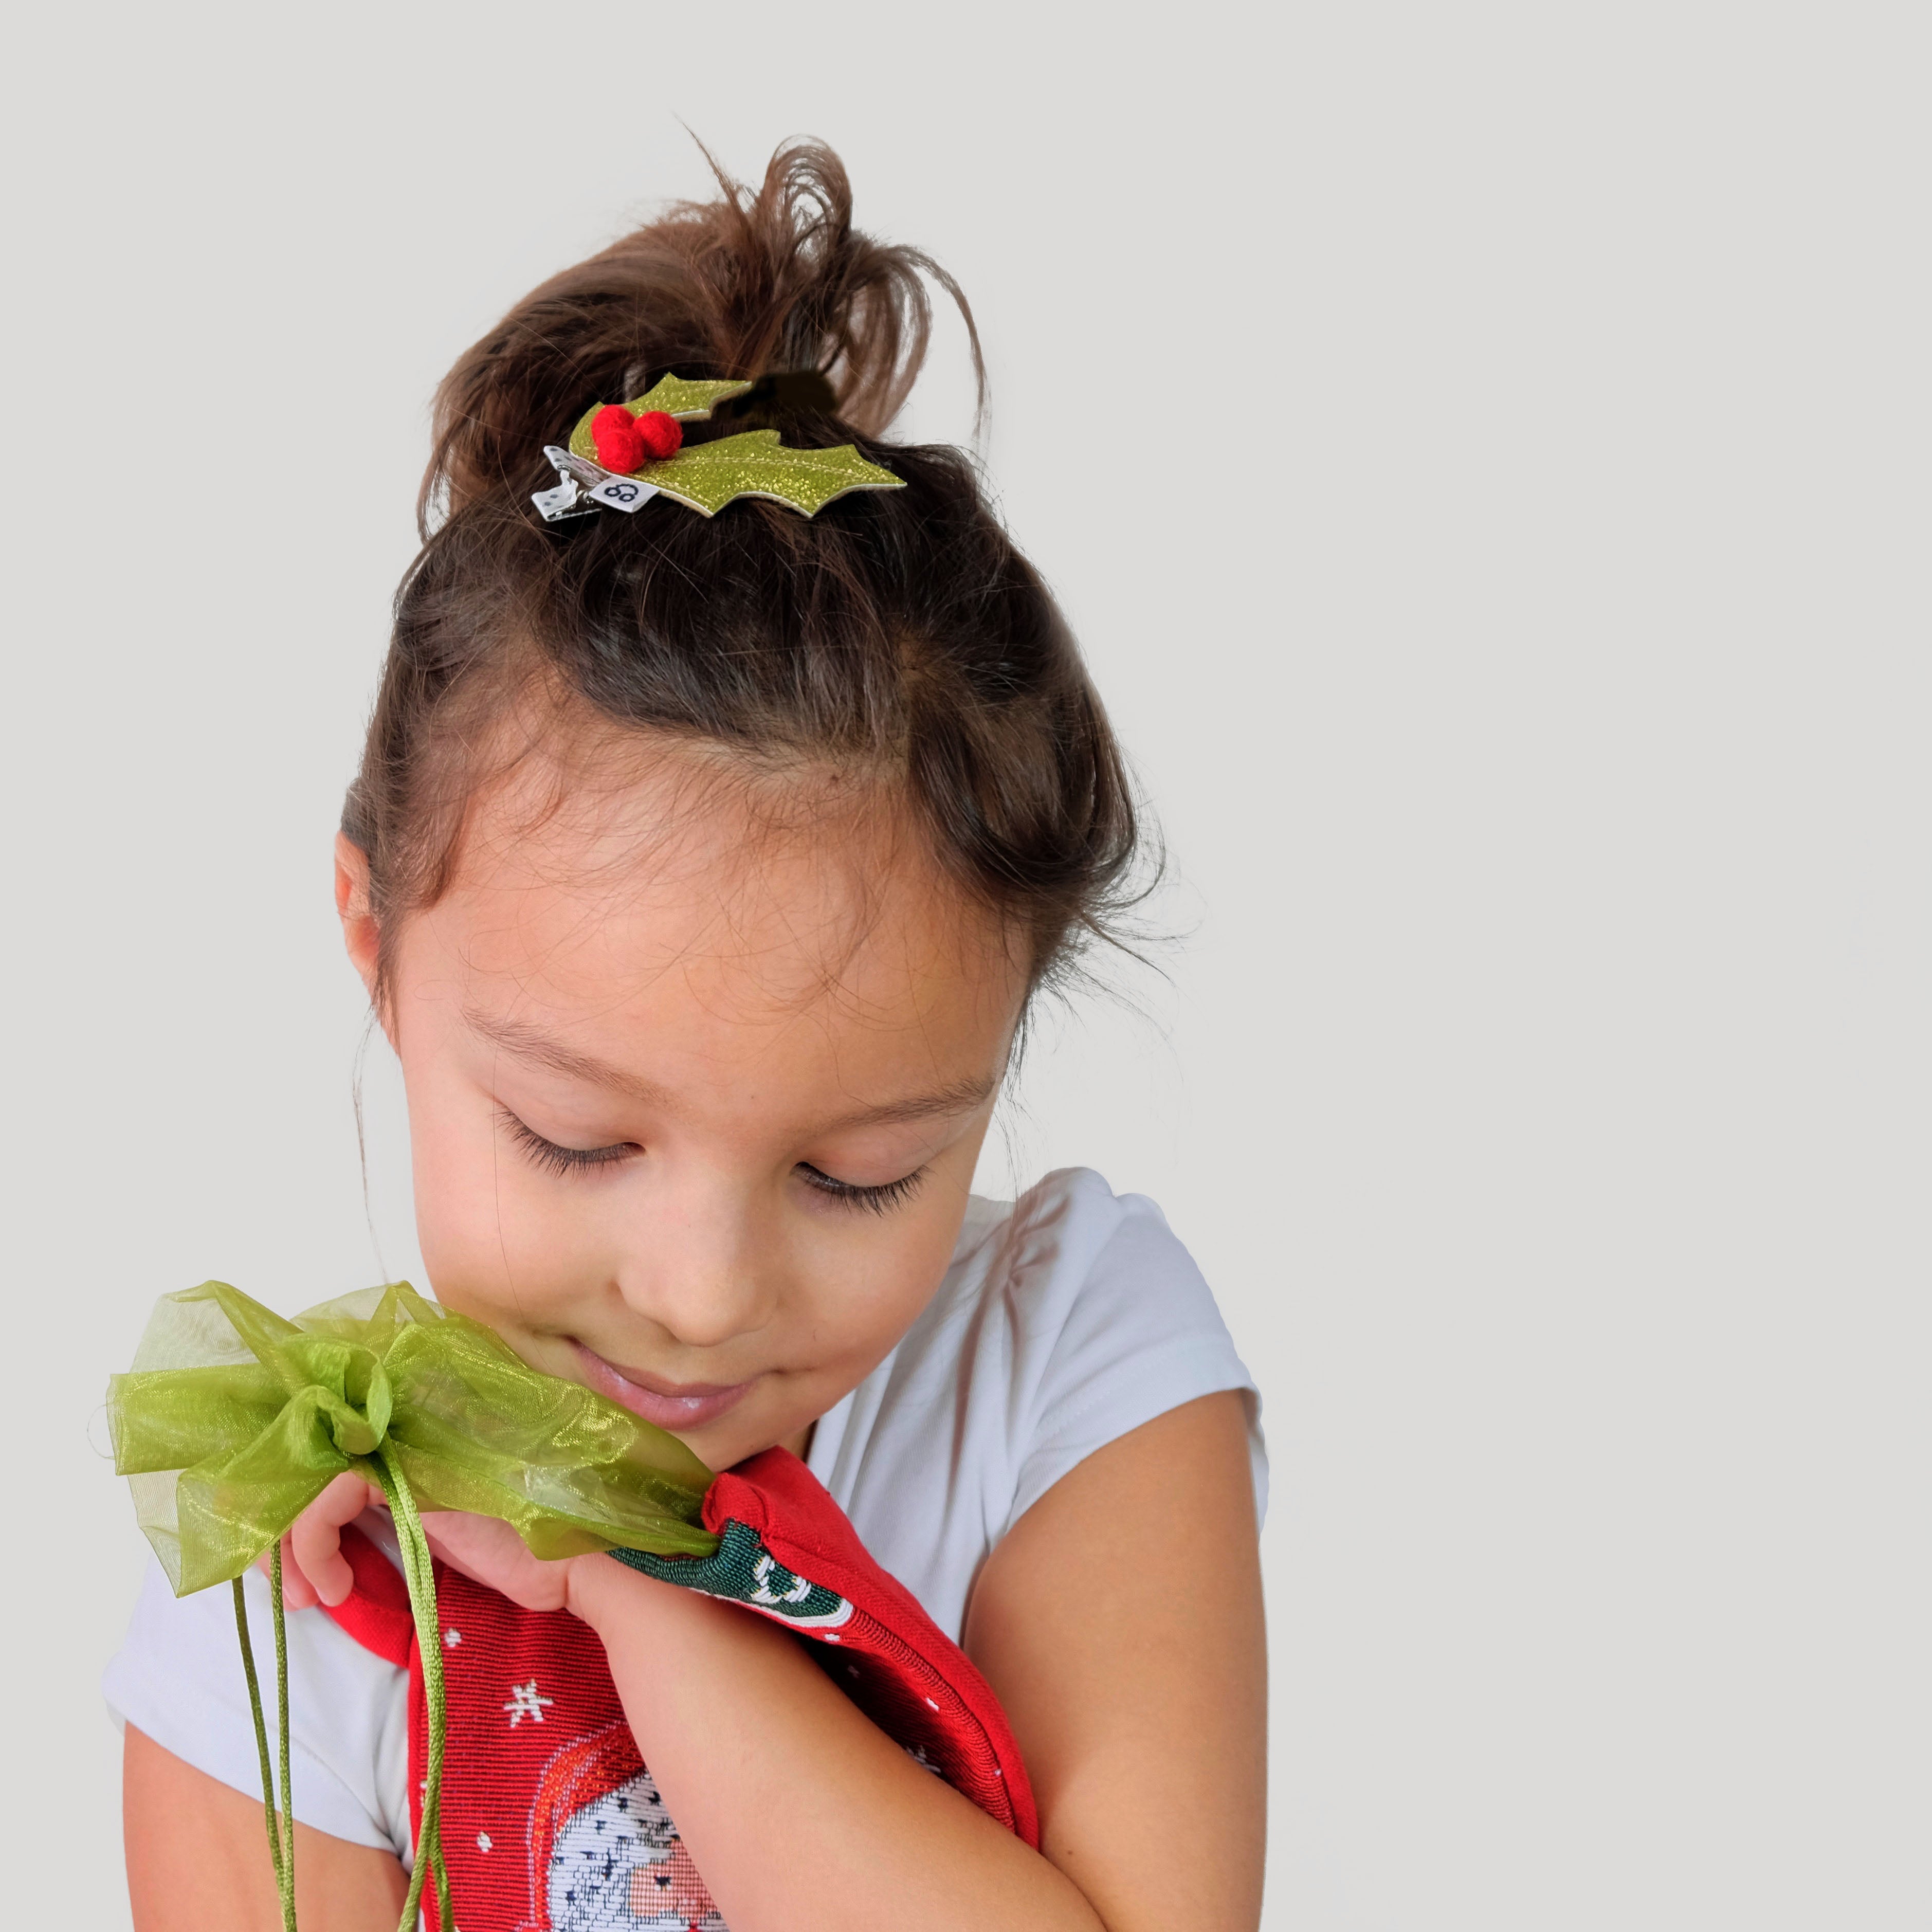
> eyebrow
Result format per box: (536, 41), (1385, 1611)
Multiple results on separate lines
(464, 1011), (675, 1106)
(462, 1009), (998, 1128)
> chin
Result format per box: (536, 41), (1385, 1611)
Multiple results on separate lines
(684, 1425), (770, 1474)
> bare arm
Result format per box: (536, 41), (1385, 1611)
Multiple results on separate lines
(570, 1389), (1266, 1931)
(965, 1391), (1268, 1930)
(123, 1724), (407, 1932)
(574, 1558), (1109, 1930)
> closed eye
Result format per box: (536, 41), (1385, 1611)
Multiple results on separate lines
(498, 1108), (640, 1177)
(795, 1162), (928, 1215)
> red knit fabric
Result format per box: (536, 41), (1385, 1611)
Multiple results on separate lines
(323, 1449), (1035, 1931)
(330, 1524), (412, 1666)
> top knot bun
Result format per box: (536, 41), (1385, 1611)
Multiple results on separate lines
(424, 139), (980, 530)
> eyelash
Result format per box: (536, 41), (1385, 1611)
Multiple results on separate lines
(496, 1111), (928, 1213)
(795, 1164), (929, 1216)
(498, 1109), (639, 1177)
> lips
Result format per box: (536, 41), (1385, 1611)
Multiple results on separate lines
(572, 1342), (756, 1432)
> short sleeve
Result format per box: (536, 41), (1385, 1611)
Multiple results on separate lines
(1000, 1172), (1268, 1535)
(103, 1557), (413, 1862)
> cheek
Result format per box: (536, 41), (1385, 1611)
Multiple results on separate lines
(399, 1060), (602, 1319)
(694, 1201), (968, 1467)
(789, 1179), (975, 1365)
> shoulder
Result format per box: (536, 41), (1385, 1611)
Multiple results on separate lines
(936, 1169), (1244, 1402)
(957, 1164), (1199, 1300)
(816, 1168), (1265, 1602)
(946, 1169), (1264, 1528)
(809, 1173), (1265, 1636)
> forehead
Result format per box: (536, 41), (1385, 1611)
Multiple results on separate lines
(408, 738), (1025, 1052)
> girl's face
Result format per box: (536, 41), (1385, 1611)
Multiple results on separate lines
(340, 748), (1027, 1474)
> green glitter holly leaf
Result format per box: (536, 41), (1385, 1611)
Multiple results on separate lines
(562, 372), (901, 519)
(629, 373), (757, 420)
(639, 430), (902, 518)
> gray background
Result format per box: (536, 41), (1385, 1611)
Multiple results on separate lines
(3, 3), (1925, 1925)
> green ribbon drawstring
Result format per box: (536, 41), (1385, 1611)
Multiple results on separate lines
(232, 1548), (296, 1932)
(371, 1442), (455, 1932)
(110, 1280), (720, 1932)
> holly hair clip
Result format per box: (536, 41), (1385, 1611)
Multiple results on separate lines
(532, 373), (904, 522)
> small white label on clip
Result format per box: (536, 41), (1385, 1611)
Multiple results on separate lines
(586, 476), (660, 513)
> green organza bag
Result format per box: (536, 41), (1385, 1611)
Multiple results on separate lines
(108, 1280), (718, 1932)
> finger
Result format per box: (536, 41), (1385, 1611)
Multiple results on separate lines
(258, 1534), (320, 1611)
(289, 1471), (376, 1608)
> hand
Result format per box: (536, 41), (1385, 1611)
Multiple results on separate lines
(414, 1509), (591, 1616)
(260, 1471), (386, 1610)
(262, 1472), (597, 1619)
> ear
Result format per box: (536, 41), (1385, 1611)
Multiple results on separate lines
(334, 832), (382, 1005)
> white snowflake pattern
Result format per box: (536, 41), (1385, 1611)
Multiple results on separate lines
(503, 1680), (555, 1727)
(477, 1832), (493, 1852)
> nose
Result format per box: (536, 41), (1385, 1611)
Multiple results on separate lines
(611, 1167), (781, 1351)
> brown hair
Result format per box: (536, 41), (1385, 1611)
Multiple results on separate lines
(344, 140), (1143, 1006)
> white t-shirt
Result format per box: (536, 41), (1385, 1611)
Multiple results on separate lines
(103, 1169), (1265, 1861)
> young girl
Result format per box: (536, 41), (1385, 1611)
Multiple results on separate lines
(104, 142), (1267, 1932)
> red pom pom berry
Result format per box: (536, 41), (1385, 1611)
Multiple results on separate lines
(634, 410), (683, 461)
(590, 404), (646, 473)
